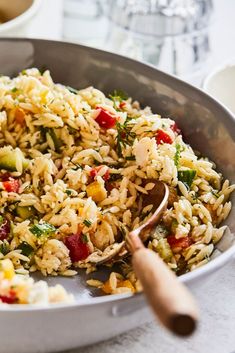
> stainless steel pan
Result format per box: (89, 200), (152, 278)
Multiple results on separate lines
(0, 38), (234, 353)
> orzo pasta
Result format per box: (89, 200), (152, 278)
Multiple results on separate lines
(0, 68), (234, 301)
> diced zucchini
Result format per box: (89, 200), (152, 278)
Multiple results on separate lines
(0, 240), (9, 255)
(178, 169), (196, 189)
(16, 206), (36, 220)
(29, 222), (56, 237)
(0, 147), (29, 172)
(152, 224), (169, 240)
(17, 241), (34, 257)
(156, 238), (173, 262)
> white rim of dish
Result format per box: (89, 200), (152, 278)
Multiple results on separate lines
(0, 0), (42, 32)
(1, 243), (234, 312)
(203, 61), (235, 91)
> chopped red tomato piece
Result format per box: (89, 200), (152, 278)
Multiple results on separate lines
(167, 235), (192, 249)
(171, 122), (181, 135)
(0, 290), (17, 304)
(90, 168), (98, 179)
(0, 218), (11, 241)
(2, 179), (20, 193)
(64, 232), (90, 262)
(156, 130), (173, 145)
(95, 107), (116, 129)
(103, 170), (110, 181)
(90, 166), (110, 181)
(119, 101), (126, 109)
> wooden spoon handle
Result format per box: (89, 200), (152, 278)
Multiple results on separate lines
(132, 247), (198, 336)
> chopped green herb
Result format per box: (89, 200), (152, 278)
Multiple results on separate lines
(71, 161), (83, 170)
(171, 219), (178, 233)
(30, 222), (56, 237)
(109, 89), (128, 110)
(21, 69), (27, 75)
(47, 129), (62, 152)
(119, 226), (126, 238)
(11, 87), (18, 93)
(0, 241), (9, 255)
(125, 155), (136, 161)
(17, 242), (34, 257)
(0, 215), (3, 225)
(212, 190), (220, 198)
(93, 159), (102, 166)
(83, 219), (92, 227)
(81, 234), (89, 243)
(109, 89), (128, 102)
(109, 173), (122, 182)
(41, 127), (62, 153)
(67, 86), (78, 94)
(39, 65), (48, 75)
(139, 212), (150, 221)
(67, 126), (78, 134)
(174, 143), (181, 169)
(116, 120), (136, 157)
(65, 189), (73, 196)
(178, 169), (196, 189)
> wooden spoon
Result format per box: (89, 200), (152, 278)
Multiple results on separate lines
(126, 181), (198, 336)
(89, 180), (198, 335)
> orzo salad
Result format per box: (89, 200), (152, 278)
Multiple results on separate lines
(0, 68), (234, 302)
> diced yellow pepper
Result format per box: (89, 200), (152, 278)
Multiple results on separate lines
(102, 281), (112, 294)
(86, 181), (107, 202)
(40, 89), (49, 104)
(78, 207), (83, 216)
(0, 259), (15, 280)
(118, 280), (136, 293)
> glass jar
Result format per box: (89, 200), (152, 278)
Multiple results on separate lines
(63, 0), (109, 48)
(105, 0), (213, 79)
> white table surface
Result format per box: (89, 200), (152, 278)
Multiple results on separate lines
(26, 1), (235, 352)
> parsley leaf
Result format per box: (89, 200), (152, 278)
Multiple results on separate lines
(116, 120), (136, 157)
(125, 155), (136, 161)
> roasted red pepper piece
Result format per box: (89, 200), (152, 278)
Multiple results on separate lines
(90, 166), (110, 181)
(119, 101), (126, 109)
(0, 290), (17, 304)
(95, 107), (116, 129)
(0, 218), (11, 241)
(64, 232), (90, 262)
(156, 129), (173, 145)
(103, 170), (110, 181)
(2, 179), (20, 193)
(171, 122), (181, 135)
(90, 168), (98, 179)
(167, 235), (192, 249)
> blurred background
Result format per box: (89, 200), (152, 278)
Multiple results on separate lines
(0, 0), (234, 85)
